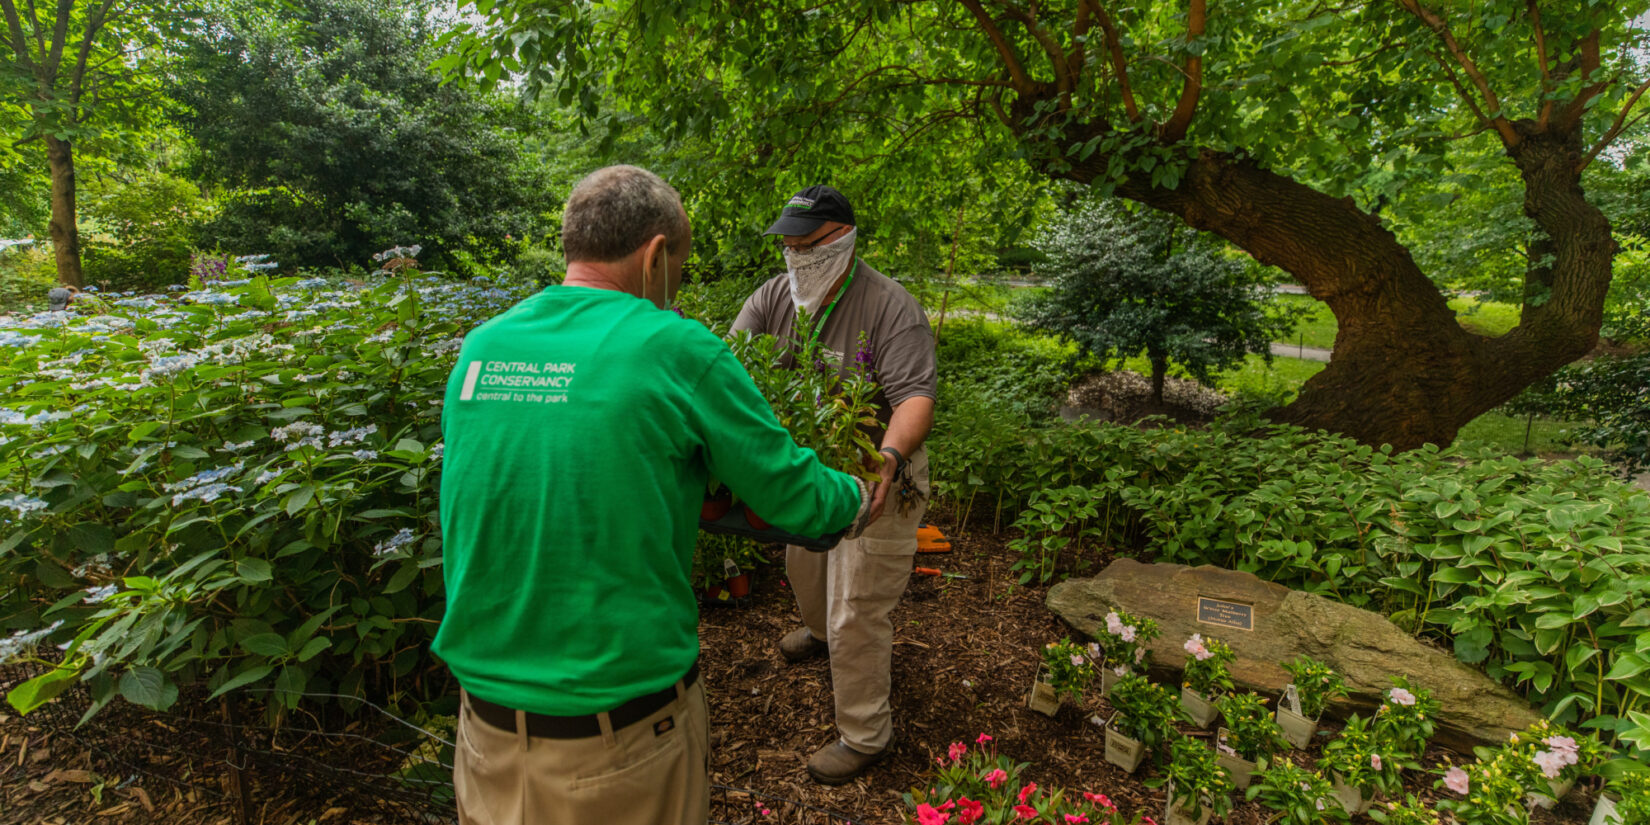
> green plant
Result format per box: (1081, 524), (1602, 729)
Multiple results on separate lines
(0, 273), (530, 719)
(1007, 485), (1100, 584)
(1181, 633), (1235, 697)
(1372, 677), (1440, 760)
(1247, 761), (1348, 825)
(904, 733), (1147, 825)
(1153, 735), (1235, 820)
(1216, 692), (1289, 764)
(1107, 673), (1186, 755)
(1366, 794), (1441, 825)
(1281, 657), (1347, 720)
(1602, 764), (1650, 822)
(1040, 638), (1095, 702)
(1318, 715), (1404, 798)
(1504, 719), (1607, 799)
(1434, 750), (1540, 825)
(1095, 609), (1160, 675)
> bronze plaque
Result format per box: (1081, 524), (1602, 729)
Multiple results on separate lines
(1197, 597), (1254, 631)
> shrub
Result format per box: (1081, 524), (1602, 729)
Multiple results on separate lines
(904, 733), (1148, 825)
(1282, 656), (1348, 719)
(1181, 633), (1235, 697)
(1039, 638), (1094, 702)
(1215, 692), (1288, 764)
(80, 169), (209, 293)
(0, 244), (57, 312)
(1107, 673), (1184, 755)
(0, 273), (528, 718)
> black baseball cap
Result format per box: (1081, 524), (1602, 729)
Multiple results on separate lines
(763, 185), (856, 236)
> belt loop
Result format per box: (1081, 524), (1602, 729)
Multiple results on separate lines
(674, 679), (686, 701)
(515, 709), (529, 752)
(598, 711), (617, 746)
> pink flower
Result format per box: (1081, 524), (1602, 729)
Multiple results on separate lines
(1119, 625), (1136, 643)
(1544, 736), (1579, 763)
(949, 742), (967, 763)
(760, 809), (771, 817)
(1370, 754), (1383, 770)
(1088, 642), (1101, 659)
(1065, 816), (1089, 824)
(1113, 665), (1128, 676)
(916, 803), (951, 825)
(1105, 612), (1124, 635)
(1143, 818), (1159, 825)
(1444, 766), (1470, 795)
(956, 798), (984, 825)
(976, 733), (994, 746)
(1082, 792), (1116, 812)
(1184, 634), (1204, 653)
(1388, 687), (1416, 706)
(940, 801), (957, 812)
(1070, 654), (1085, 667)
(1018, 782), (1039, 803)
(1533, 750), (1567, 779)
(1013, 805), (1038, 820)
(984, 768), (1008, 789)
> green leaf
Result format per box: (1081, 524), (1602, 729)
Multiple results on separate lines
(236, 558), (273, 583)
(239, 633), (289, 658)
(118, 667), (178, 711)
(209, 664), (274, 699)
(6, 665), (81, 714)
(296, 637), (332, 663)
(1606, 653), (1649, 682)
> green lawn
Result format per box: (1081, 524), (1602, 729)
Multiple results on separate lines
(1273, 293), (1522, 350)
(1455, 411), (1584, 457)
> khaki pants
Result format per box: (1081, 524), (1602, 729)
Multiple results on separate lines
(454, 680), (710, 825)
(786, 447), (929, 753)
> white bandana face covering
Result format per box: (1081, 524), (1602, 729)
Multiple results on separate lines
(783, 228), (857, 313)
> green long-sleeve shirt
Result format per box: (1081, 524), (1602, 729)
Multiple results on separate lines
(433, 286), (860, 716)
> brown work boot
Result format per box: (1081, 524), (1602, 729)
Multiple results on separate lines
(806, 740), (889, 785)
(779, 627), (827, 663)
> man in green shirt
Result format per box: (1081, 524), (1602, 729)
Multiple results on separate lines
(435, 165), (870, 825)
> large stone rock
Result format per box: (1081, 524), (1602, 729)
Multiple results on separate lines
(1047, 558), (1541, 750)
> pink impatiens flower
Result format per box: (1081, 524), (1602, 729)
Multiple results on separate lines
(977, 733), (994, 746)
(1018, 782), (1039, 804)
(1388, 687), (1417, 706)
(1544, 735), (1579, 758)
(983, 768), (1008, 789)
(1105, 612), (1124, 635)
(1070, 654), (1085, 667)
(949, 742), (967, 763)
(1370, 754), (1383, 770)
(956, 798), (984, 825)
(1533, 750), (1567, 779)
(1082, 792), (1116, 811)
(916, 803), (951, 825)
(1065, 816), (1089, 824)
(1183, 634), (1207, 659)
(1013, 805), (1038, 820)
(1444, 766), (1470, 794)
(1119, 625), (1136, 643)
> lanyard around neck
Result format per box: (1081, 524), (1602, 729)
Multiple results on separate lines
(806, 258), (859, 348)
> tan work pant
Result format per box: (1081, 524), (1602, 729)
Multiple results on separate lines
(454, 680), (710, 825)
(786, 446), (929, 753)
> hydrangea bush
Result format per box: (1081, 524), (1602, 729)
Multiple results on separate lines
(0, 272), (528, 716)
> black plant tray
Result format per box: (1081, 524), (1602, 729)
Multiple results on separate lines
(698, 507), (844, 552)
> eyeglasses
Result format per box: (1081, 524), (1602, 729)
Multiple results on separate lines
(778, 225), (849, 252)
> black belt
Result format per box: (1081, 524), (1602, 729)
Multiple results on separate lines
(466, 661), (700, 740)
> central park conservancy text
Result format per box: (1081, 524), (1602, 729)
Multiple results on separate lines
(485, 361), (576, 374)
(480, 373), (575, 389)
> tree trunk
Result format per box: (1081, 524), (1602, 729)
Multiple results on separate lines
(1057, 135), (1612, 450)
(1149, 352), (1167, 405)
(45, 135), (84, 288)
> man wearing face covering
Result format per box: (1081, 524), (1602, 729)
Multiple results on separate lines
(731, 185), (938, 784)
(435, 166), (874, 825)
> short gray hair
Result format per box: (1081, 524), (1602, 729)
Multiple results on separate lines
(562, 165), (689, 263)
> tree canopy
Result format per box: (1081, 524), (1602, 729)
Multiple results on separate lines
(441, 0), (1650, 448)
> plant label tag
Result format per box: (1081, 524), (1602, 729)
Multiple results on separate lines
(722, 558), (740, 578)
(1283, 683), (1303, 716)
(1197, 596), (1254, 630)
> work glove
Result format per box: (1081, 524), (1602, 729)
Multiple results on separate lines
(843, 477), (876, 540)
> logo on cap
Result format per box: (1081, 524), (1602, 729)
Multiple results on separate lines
(786, 196), (817, 210)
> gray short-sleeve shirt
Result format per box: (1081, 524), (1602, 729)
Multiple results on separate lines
(731, 259), (937, 428)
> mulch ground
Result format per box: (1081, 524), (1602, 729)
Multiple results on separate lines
(1, 508), (1602, 824)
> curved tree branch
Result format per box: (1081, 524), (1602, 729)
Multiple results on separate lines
(958, 0), (1035, 95)
(1398, 0), (1520, 146)
(1158, 0), (1205, 142)
(996, 1), (1072, 100)
(1084, 0), (1140, 123)
(1578, 76), (1650, 172)
(1529, 1), (1555, 128)
(1554, 29), (1612, 133)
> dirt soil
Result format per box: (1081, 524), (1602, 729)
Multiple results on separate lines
(1, 510), (1600, 824)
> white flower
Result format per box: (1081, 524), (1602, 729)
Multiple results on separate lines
(1104, 611), (1123, 635)
(171, 482), (240, 507)
(82, 583), (118, 603)
(1069, 654), (1084, 667)
(327, 424), (377, 448)
(429, 443), (444, 460)
(162, 464), (242, 493)
(1387, 687), (1416, 706)
(374, 528), (418, 557)
(1113, 665), (1127, 676)
(0, 621), (64, 663)
(222, 440), (256, 452)
(0, 494), (48, 515)
(1119, 625), (1136, 643)
(352, 449), (379, 460)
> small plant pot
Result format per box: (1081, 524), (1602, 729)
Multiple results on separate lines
(1214, 729), (1258, 790)
(1163, 781), (1214, 825)
(743, 505), (770, 531)
(703, 583), (728, 602)
(1276, 701), (1320, 750)
(1330, 773), (1373, 816)
(700, 493), (733, 521)
(1103, 714), (1146, 774)
(1180, 687), (1219, 728)
(1590, 792), (1621, 825)
(725, 572), (751, 598)
(1099, 667), (1124, 697)
(1525, 776), (1574, 810)
(1026, 667), (1060, 717)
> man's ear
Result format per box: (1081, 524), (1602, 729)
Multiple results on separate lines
(643, 233), (669, 306)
